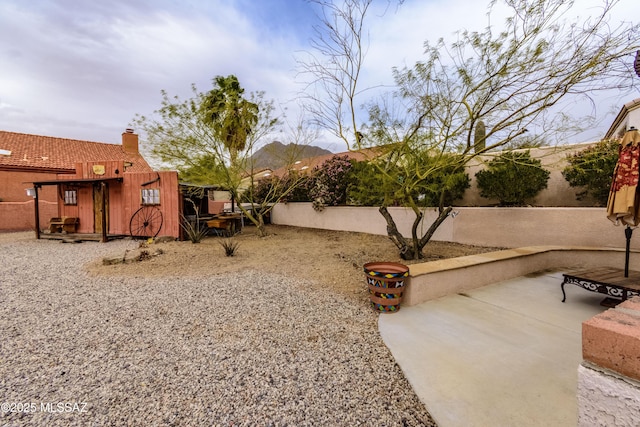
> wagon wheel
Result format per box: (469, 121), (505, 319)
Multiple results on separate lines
(130, 206), (163, 239)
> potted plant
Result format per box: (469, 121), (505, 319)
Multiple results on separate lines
(363, 262), (409, 312)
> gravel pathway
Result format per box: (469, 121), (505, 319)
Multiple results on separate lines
(0, 233), (436, 426)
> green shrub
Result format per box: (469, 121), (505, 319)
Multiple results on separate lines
(346, 160), (389, 206)
(475, 150), (550, 206)
(347, 155), (469, 208)
(244, 171), (312, 205)
(561, 139), (618, 206)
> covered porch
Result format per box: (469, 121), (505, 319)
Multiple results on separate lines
(29, 161), (181, 242)
(31, 177), (123, 243)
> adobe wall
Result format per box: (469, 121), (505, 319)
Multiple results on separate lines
(0, 170), (58, 202)
(0, 200), (57, 231)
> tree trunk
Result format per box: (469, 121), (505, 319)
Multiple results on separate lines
(379, 206), (416, 260)
(418, 206), (453, 252)
(379, 205), (453, 260)
(256, 213), (267, 237)
(410, 210), (424, 259)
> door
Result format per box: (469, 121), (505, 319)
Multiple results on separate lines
(93, 182), (109, 234)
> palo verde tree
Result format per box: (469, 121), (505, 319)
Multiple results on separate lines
(302, 0), (639, 259)
(133, 75), (302, 236)
(298, 0), (378, 150)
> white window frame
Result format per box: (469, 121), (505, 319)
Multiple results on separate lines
(64, 189), (77, 205)
(141, 188), (160, 205)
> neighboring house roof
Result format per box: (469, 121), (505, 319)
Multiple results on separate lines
(269, 145), (390, 178)
(0, 130), (152, 173)
(604, 98), (640, 140)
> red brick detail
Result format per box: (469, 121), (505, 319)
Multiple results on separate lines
(583, 297), (640, 381)
(618, 298), (640, 312)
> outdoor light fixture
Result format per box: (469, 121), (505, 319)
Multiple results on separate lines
(26, 188), (36, 198)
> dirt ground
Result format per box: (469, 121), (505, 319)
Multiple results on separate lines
(86, 224), (502, 303)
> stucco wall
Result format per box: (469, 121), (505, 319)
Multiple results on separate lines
(578, 364), (640, 427)
(0, 170), (58, 202)
(272, 203), (638, 250)
(0, 200), (57, 231)
(460, 143), (599, 207)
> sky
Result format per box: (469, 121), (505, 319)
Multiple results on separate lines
(1, 0), (639, 154)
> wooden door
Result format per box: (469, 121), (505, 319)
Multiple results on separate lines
(93, 183), (109, 233)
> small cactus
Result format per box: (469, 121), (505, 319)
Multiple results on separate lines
(474, 120), (486, 153)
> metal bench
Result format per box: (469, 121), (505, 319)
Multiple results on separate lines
(561, 267), (640, 305)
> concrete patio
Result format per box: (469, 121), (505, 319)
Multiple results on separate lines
(379, 269), (609, 427)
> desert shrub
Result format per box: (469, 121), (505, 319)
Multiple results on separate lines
(219, 239), (239, 256)
(308, 155), (353, 210)
(243, 175), (278, 205)
(180, 214), (208, 243)
(278, 172), (313, 203)
(136, 250), (152, 261)
(475, 150), (550, 206)
(562, 139), (618, 206)
(244, 171), (312, 205)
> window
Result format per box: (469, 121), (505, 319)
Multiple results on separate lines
(141, 188), (160, 205)
(64, 189), (77, 205)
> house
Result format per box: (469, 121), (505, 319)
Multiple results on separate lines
(267, 145), (389, 179)
(604, 98), (640, 139)
(0, 129), (181, 240)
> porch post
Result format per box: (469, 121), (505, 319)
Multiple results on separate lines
(101, 181), (108, 243)
(34, 185), (40, 240)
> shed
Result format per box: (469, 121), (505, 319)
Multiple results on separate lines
(32, 160), (181, 242)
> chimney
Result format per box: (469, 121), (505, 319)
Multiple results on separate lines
(122, 128), (139, 154)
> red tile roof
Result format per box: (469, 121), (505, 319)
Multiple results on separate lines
(270, 145), (391, 178)
(0, 130), (152, 173)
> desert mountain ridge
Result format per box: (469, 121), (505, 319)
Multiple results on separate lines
(249, 141), (332, 170)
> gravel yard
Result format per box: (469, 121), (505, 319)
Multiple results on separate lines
(0, 232), (436, 426)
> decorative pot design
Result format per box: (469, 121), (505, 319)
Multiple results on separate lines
(363, 261), (409, 313)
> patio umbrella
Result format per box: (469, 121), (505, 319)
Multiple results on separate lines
(607, 127), (640, 276)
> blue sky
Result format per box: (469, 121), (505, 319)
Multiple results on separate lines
(1, 0), (639, 153)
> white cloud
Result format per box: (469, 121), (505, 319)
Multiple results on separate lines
(0, 0), (638, 151)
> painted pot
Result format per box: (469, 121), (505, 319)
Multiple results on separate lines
(363, 261), (409, 313)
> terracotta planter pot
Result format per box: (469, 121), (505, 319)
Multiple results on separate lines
(363, 261), (409, 313)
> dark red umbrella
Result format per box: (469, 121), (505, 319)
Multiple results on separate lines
(607, 127), (640, 275)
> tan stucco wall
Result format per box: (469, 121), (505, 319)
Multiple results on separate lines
(272, 203), (637, 250)
(460, 142), (600, 207)
(403, 246), (640, 305)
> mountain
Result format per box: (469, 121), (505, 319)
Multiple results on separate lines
(249, 141), (332, 170)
